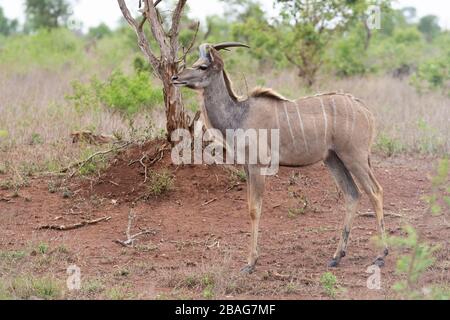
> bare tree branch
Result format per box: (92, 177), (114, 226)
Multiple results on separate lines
(177, 21), (200, 66)
(117, 0), (160, 69)
(144, 0), (170, 57)
(170, 0), (187, 55)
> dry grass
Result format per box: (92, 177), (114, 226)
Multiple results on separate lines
(0, 68), (166, 176)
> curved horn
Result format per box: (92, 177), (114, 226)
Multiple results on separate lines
(213, 42), (250, 51)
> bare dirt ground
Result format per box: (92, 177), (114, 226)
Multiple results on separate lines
(0, 141), (448, 299)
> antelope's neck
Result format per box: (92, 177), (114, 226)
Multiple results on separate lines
(201, 72), (248, 134)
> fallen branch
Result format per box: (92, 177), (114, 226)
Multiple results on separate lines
(37, 216), (111, 231)
(358, 211), (404, 218)
(201, 198), (217, 206)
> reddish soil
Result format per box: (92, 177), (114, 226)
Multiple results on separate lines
(0, 140), (448, 299)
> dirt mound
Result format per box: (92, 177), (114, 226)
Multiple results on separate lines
(78, 139), (235, 204)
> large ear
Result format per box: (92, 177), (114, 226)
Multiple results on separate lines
(209, 48), (224, 69)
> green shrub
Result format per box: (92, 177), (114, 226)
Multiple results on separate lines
(67, 70), (164, 116)
(412, 51), (450, 96)
(375, 133), (404, 156)
(330, 29), (368, 77)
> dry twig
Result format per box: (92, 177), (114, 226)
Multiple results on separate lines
(37, 216), (111, 231)
(201, 198), (217, 206)
(358, 211), (404, 218)
(114, 210), (156, 247)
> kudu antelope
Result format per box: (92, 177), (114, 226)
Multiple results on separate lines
(172, 42), (388, 273)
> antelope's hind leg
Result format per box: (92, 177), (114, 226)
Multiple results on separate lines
(342, 157), (388, 267)
(325, 151), (361, 267)
(241, 164), (266, 274)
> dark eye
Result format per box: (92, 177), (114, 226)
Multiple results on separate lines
(199, 65), (208, 70)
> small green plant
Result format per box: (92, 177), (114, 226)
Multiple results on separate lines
(47, 180), (60, 194)
(105, 287), (134, 300)
(284, 281), (298, 294)
(287, 189), (309, 218)
(201, 274), (215, 299)
(38, 243), (49, 255)
(0, 170), (29, 191)
(29, 133), (43, 145)
(8, 276), (62, 300)
(147, 170), (174, 197)
(423, 158), (450, 216)
(375, 133), (404, 156)
(320, 272), (338, 298)
(202, 285), (214, 299)
(82, 279), (105, 295)
(0, 250), (27, 261)
(32, 278), (62, 299)
(385, 225), (442, 299)
(184, 276), (199, 289)
(229, 167), (247, 185)
(416, 119), (444, 154)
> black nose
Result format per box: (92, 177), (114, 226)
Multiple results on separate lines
(171, 75), (178, 81)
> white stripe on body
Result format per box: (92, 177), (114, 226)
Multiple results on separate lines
(283, 102), (296, 146)
(345, 96), (356, 145)
(294, 101), (309, 154)
(318, 98), (328, 145)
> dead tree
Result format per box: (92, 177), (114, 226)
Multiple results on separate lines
(117, 0), (191, 142)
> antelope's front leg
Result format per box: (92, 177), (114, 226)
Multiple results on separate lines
(241, 165), (266, 274)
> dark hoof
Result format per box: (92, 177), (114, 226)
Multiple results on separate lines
(373, 257), (385, 267)
(328, 258), (339, 268)
(240, 265), (255, 274)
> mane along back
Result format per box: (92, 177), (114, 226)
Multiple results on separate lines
(250, 87), (289, 101)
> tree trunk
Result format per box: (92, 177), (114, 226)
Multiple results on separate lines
(118, 0), (190, 143)
(161, 62), (188, 142)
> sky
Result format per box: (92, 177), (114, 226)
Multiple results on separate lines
(1, 0), (449, 32)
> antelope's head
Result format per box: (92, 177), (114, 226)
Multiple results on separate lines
(171, 42), (249, 89)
